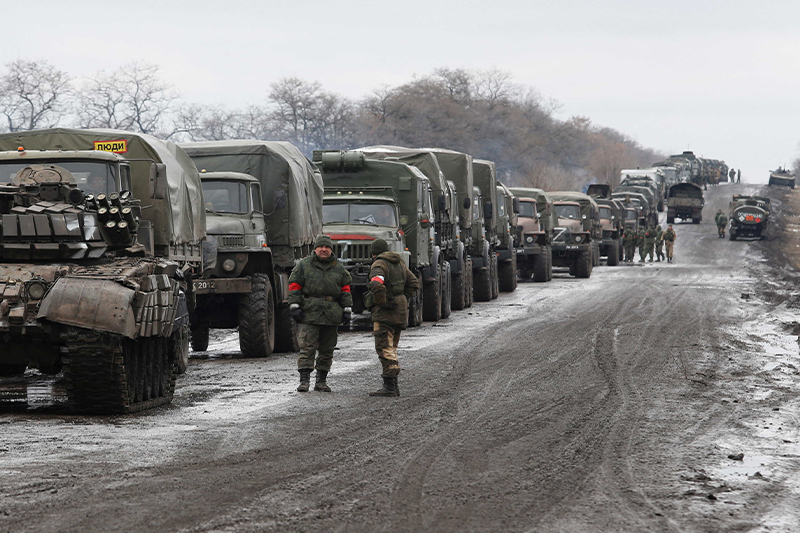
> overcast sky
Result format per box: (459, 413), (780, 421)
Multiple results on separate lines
(5, 0), (800, 182)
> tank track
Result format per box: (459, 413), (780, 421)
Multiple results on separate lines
(62, 327), (176, 414)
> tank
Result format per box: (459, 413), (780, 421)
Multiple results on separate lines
(0, 128), (204, 413)
(768, 167), (795, 188)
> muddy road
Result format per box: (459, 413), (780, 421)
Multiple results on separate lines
(3, 183), (800, 532)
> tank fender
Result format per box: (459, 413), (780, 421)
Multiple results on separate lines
(37, 277), (138, 338)
(423, 246), (441, 283)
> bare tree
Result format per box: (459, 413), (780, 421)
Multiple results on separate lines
(0, 59), (71, 132)
(75, 62), (178, 136)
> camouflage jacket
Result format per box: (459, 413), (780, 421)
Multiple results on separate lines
(622, 230), (636, 245)
(288, 253), (353, 326)
(368, 251), (420, 327)
(717, 214), (728, 226)
(644, 227), (657, 244)
(636, 229), (646, 245)
(663, 228), (676, 242)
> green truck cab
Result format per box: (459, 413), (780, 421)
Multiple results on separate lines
(619, 170), (665, 211)
(187, 170), (277, 357)
(495, 182), (520, 291)
(471, 159), (504, 301)
(0, 128), (204, 413)
(314, 150), (435, 327)
(508, 187), (556, 282)
(587, 184), (622, 266)
(547, 191), (601, 278)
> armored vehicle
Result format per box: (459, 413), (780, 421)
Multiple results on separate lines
(0, 128), (204, 413)
(315, 150), (434, 326)
(547, 191), (601, 278)
(508, 187), (555, 282)
(619, 171), (665, 211)
(179, 141), (323, 353)
(768, 167), (795, 188)
(667, 182), (704, 223)
(357, 146), (463, 313)
(587, 184), (622, 266)
(729, 195), (770, 241)
(495, 182), (520, 291)
(188, 171), (275, 356)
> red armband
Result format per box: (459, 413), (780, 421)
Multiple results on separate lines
(289, 283), (302, 291)
(341, 285), (351, 293)
(370, 275), (385, 284)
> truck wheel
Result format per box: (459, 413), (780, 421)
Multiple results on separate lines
(440, 263), (452, 318)
(667, 216), (674, 224)
(407, 273), (424, 327)
(729, 232), (736, 241)
(499, 258), (517, 292)
(575, 250), (592, 278)
(607, 241), (620, 266)
(422, 264), (442, 322)
(546, 245), (553, 281)
(465, 256), (474, 307)
(533, 252), (548, 282)
(451, 268), (466, 311)
(692, 218), (700, 224)
(190, 326), (209, 352)
(238, 274), (275, 358)
(490, 254), (499, 299)
(473, 262), (492, 302)
(618, 240), (624, 262)
(173, 321), (190, 375)
(274, 305), (300, 353)
(592, 242), (601, 266)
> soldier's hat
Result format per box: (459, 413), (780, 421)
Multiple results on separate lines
(314, 234), (333, 249)
(371, 238), (389, 256)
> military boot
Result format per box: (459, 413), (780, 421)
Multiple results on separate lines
(297, 369), (312, 392)
(369, 377), (399, 397)
(314, 370), (331, 392)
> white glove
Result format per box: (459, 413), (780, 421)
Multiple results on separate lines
(289, 303), (299, 310)
(343, 307), (352, 313)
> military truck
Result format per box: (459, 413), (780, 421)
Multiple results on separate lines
(619, 171), (665, 211)
(768, 167), (795, 188)
(314, 150), (434, 326)
(612, 191), (652, 227)
(0, 128), (204, 413)
(508, 187), (555, 282)
(356, 146), (461, 315)
(179, 141), (323, 353)
(586, 184), (622, 266)
(547, 191), (600, 278)
(472, 159), (501, 301)
(495, 182), (520, 291)
(652, 161), (690, 193)
(667, 182), (704, 224)
(729, 195), (770, 241)
(615, 184), (658, 225)
(187, 170), (275, 357)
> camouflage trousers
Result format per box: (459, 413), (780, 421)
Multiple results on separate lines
(645, 241), (656, 261)
(656, 241), (665, 259)
(297, 323), (339, 372)
(373, 322), (402, 377)
(665, 241), (674, 260)
(638, 243), (646, 261)
(624, 243), (636, 262)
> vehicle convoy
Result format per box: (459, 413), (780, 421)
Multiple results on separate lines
(0, 128), (205, 413)
(612, 191), (652, 227)
(546, 191), (600, 278)
(768, 167), (795, 188)
(508, 187), (555, 282)
(614, 183), (658, 224)
(186, 170), (275, 356)
(728, 194), (770, 241)
(356, 146), (464, 314)
(471, 159), (503, 300)
(179, 140), (323, 353)
(587, 184), (623, 266)
(495, 182), (520, 291)
(313, 150), (435, 327)
(667, 182), (704, 224)
(619, 171), (665, 211)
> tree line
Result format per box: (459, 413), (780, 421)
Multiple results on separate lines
(0, 59), (663, 190)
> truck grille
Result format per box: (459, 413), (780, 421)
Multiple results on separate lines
(218, 236), (245, 248)
(333, 242), (372, 261)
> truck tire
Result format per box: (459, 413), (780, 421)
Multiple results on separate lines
(190, 326), (209, 352)
(546, 246), (553, 281)
(575, 250), (592, 278)
(451, 268), (466, 311)
(667, 215), (674, 224)
(238, 274), (275, 358)
(473, 262), (492, 302)
(729, 231), (736, 241)
(173, 321), (190, 375)
(490, 254), (499, 299)
(607, 241), (620, 266)
(533, 251), (548, 282)
(465, 256), (474, 308)
(618, 239), (624, 262)
(407, 273), (423, 327)
(692, 217), (700, 224)
(498, 257), (517, 292)
(422, 264), (442, 322)
(274, 304), (300, 353)
(440, 263), (452, 318)
(592, 242), (601, 266)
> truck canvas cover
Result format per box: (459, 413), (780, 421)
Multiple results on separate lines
(423, 148), (474, 229)
(0, 128), (204, 247)
(180, 141), (323, 255)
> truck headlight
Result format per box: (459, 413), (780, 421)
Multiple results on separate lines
(525, 236), (534, 244)
(27, 281), (47, 299)
(573, 235), (583, 243)
(222, 258), (237, 272)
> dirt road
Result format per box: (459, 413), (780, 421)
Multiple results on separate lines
(2, 183), (800, 533)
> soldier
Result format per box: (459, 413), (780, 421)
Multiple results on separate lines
(622, 227), (636, 262)
(716, 211), (728, 238)
(288, 234), (353, 393)
(737, 169), (741, 183)
(636, 226), (647, 262)
(714, 209), (723, 225)
(366, 238), (420, 397)
(644, 224), (657, 262)
(663, 224), (676, 262)
(729, 168), (736, 182)
(655, 224), (665, 262)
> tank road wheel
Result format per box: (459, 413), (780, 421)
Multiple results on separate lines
(533, 251), (549, 282)
(451, 266), (466, 311)
(238, 274), (276, 358)
(490, 254), (500, 299)
(498, 253), (517, 292)
(440, 262), (452, 319)
(575, 250), (592, 278)
(274, 304), (300, 353)
(465, 256), (474, 308)
(190, 325), (209, 352)
(407, 273), (424, 327)
(422, 263), (442, 322)
(607, 241), (620, 266)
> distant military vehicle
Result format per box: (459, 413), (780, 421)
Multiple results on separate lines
(314, 150), (434, 326)
(0, 128), (204, 413)
(768, 167), (795, 188)
(471, 159), (502, 300)
(508, 187), (555, 282)
(667, 183), (704, 224)
(495, 182), (520, 291)
(587, 184), (623, 266)
(615, 184), (658, 224)
(728, 195), (770, 241)
(547, 191), (600, 278)
(619, 171), (665, 211)
(612, 191), (652, 227)
(180, 141), (323, 353)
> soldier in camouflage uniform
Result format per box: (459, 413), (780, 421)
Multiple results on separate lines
(663, 225), (676, 262)
(288, 235), (353, 393)
(366, 239), (420, 397)
(716, 212), (728, 238)
(654, 224), (665, 262)
(622, 227), (637, 263)
(636, 226), (647, 262)
(644, 225), (657, 262)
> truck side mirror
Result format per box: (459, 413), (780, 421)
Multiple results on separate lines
(512, 198), (520, 214)
(463, 197), (471, 210)
(437, 194), (447, 211)
(149, 163), (167, 200)
(483, 200), (493, 219)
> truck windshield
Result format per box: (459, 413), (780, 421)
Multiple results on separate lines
(518, 201), (537, 218)
(626, 210), (637, 220)
(202, 180), (248, 214)
(599, 207), (611, 220)
(0, 160), (118, 196)
(555, 205), (580, 220)
(323, 202), (397, 226)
